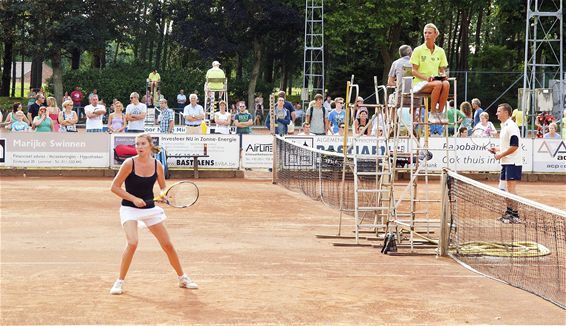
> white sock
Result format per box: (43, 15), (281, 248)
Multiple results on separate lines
(178, 274), (187, 280)
(498, 180), (508, 192)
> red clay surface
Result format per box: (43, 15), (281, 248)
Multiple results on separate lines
(1, 175), (565, 324)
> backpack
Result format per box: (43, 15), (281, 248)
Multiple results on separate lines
(381, 232), (398, 254)
(307, 105), (326, 125)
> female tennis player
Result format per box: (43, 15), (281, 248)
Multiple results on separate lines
(109, 133), (197, 295)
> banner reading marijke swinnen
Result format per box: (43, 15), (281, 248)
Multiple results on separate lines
(1, 132), (109, 168)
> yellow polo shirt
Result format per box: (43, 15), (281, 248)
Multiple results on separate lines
(512, 109), (525, 126)
(148, 72), (161, 82)
(410, 43), (448, 83)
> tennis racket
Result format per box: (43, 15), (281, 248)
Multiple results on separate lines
(153, 181), (199, 208)
(470, 129), (495, 153)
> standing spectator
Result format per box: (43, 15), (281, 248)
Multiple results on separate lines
(33, 107), (54, 132)
(125, 92), (147, 133)
(511, 107), (527, 137)
(535, 110), (556, 138)
(234, 101), (253, 134)
(460, 101), (473, 135)
(71, 86), (84, 118)
(158, 98), (174, 134)
(323, 95), (332, 111)
(58, 100), (78, 132)
(278, 91), (296, 133)
(183, 94), (205, 135)
(410, 23), (450, 123)
(46, 97), (61, 132)
(472, 98), (484, 127)
(176, 89), (187, 111)
(27, 94), (45, 123)
(84, 94), (106, 132)
(107, 101), (126, 133)
(26, 88), (37, 110)
(294, 102), (304, 126)
(446, 100), (465, 136)
(89, 88), (98, 100)
(543, 122), (561, 139)
(265, 97), (291, 136)
(328, 97), (346, 135)
(489, 103), (522, 223)
(472, 112), (497, 137)
(62, 91), (71, 104)
(254, 97), (264, 125)
(214, 100), (231, 135)
(148, 68), (161, 94)
(10, 111), (30, 132)
(305, 94), (329, 135)
(4, 102), (30, 129)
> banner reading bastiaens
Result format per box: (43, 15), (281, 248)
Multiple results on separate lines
(158, 134), (239, 169)
(2, 132), (109, 168)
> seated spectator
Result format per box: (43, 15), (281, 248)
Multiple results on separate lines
(148, 68), (161, 94)
(266, 97), (291, 136)
(214, 100), (231, 135)
(33, 107), (54, 132)
(471, 112), (497, 137)
(84, 94), (106, 132)
(206, 61), (226, 91)
(353, 107), (372, 136)
(59, 100), (79, 132)
(234, 101), (253, 134)
(46, 97), (61, 132)
(543, 122), (561, 139)
(10, 111), (30, 132)
(458, 126), (468, 137)
(4, 102), (30, 129)
(107, 101), (126, 133)
(298, 122), (315, 135)
(337, 123), (345, 136)
(126, 92), (147, 133)
(535, 110), (556, 138)
(158, 98), (174, 133)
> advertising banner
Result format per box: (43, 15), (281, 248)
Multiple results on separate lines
(241, 134), (273, 168)
(532, 138), (566, 173)
(0, 132), (109, 168)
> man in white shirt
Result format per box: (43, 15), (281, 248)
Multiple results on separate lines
(489, 103), (522, 223)
(125, 92), (147, 133)
(84, 94), (106, 132)
(176, 89), (187, 110)
(183, 94), (205, 135)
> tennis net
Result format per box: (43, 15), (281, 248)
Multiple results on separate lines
(441, 170), (566, 308)
(274, 136), (390, 221)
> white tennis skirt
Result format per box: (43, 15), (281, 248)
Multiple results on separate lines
(120, 205), (166, 227)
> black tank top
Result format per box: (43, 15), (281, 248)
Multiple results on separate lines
(121, 158), (157, 209)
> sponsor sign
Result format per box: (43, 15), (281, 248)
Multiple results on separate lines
(143, 126), (187, 133)
(532, 138), (566, 172)
(241, 135), (273, 168)
(158, 134), (239, 169)
(2, 132), (109, 168)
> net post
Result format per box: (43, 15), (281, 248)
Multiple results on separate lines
(439, 169), (450, 256)
(270, 94), (277, 184)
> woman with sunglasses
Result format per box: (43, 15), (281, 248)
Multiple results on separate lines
(33, 106), (54, 132)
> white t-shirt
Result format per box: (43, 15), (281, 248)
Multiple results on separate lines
(84, 104), (106, 130)
(499, 118), (522, 165)
(214, 111), (231, 134)
(126, 102), (147, 131)
(177, 94), (186, 104)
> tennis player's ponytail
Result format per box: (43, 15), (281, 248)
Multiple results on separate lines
(136, 133), (161, 154)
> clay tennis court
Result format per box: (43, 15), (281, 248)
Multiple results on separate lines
(1, 175), (564, 324)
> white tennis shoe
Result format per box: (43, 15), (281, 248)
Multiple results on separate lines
(179, 275), (198, 289)
(110, 279), (124, 295)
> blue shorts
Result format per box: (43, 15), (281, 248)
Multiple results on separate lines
(500, 164), (522, 181)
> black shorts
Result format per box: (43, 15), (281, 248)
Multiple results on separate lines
(500, 164), (522, 181)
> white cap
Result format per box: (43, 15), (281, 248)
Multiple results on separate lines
(212, 61), (220, 67)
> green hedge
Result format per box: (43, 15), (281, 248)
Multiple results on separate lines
(49, 63), (277, 108)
